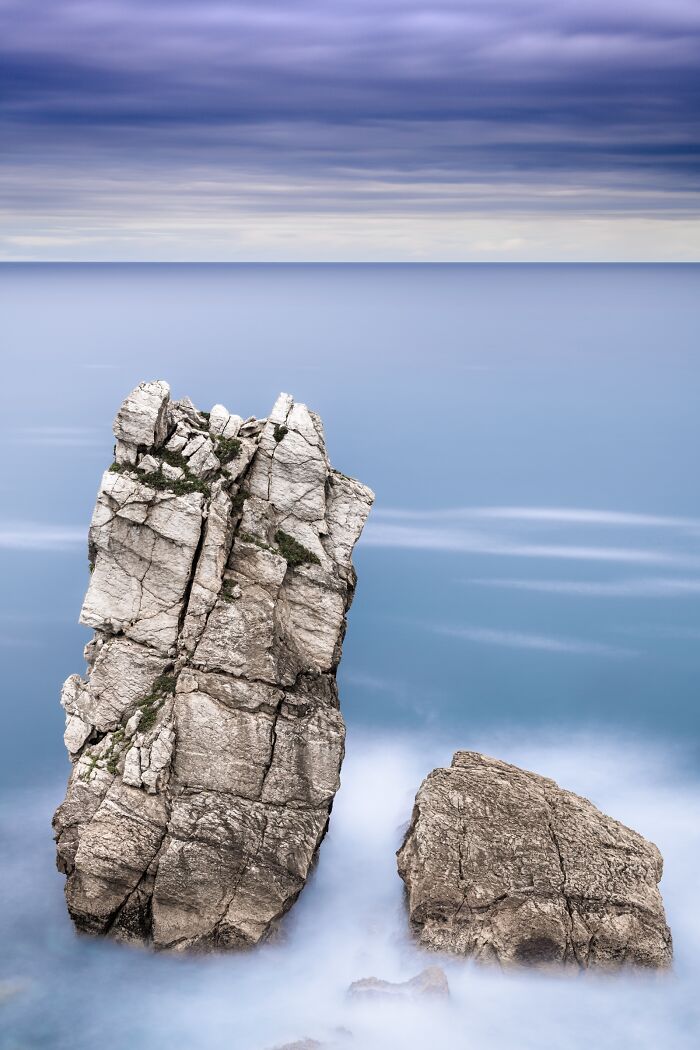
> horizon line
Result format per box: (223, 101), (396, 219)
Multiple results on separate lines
(2, 260), (699, 267)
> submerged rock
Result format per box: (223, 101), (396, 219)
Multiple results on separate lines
(347, 966), (449, 1001)
(270, 1042), (325, 1050)
(53, 380), (373, 950)
(270, 1029), (353, 1050)
(397, 751), (672, 970)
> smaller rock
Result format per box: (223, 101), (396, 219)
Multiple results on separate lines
(397, 752), (672, 970)
(137, 454), (160, 473)
(172, 395), (207, 428)
(161, 462), (184, 481)
(181, 433), (208, 459)
(122, 745), (142, 788)
(239, 416), (266, 437)
(113, 379), (170, 460)
(271, 1042), (324, 1050)
(209, 403), (243, 438)
(182, 434), (220, 478)
(347, 966), (449, 1002)
(64, 713), (91, 754)
(165, 431), (188, 453)
(125, 711), (142, 737)
(269, 1032), (352, 1050)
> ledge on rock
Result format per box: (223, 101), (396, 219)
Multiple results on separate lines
(397, 751), (672, 971)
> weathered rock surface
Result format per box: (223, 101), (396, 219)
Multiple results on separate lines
(397, 752), (672, 970)
(347, 966), (449, 1001)
(53, 381), (373, 950)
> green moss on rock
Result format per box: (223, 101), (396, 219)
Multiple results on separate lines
(214, 435), (242, 464)
(275, 530), (321, 568)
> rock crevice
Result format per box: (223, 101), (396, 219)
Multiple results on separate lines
(53, 380), (373, 950)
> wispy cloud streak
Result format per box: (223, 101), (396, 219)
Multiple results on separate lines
(374, 506), (700, 531)
(362, 522), (700, 568)
(0, 523), (86, 551)
(363, 504), (700, 568)
(472, 576), (700, 597)
(436, 625), (635, 656)
(7, 426), (104, 448)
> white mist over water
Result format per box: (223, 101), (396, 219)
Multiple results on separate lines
(2, 731), (698, 1050)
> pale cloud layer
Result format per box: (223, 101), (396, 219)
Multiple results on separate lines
(1, 0), (699, 259)
(436, 625), (636, 657)
(0, 523), (86, 551)
(364, 503), (700, 568)
(472, 576), (700, 598)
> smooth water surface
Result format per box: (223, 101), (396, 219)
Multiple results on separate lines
(1, 264), (699, 1048)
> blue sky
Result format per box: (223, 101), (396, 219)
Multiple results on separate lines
(2, 0), (699, 260)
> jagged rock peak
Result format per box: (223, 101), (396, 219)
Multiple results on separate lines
(397, 751), (672, 970)
(53, 380), (374, 951)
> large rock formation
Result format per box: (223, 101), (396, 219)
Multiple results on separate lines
(397, 751), (672, 969)
(53, 381), (373, 950)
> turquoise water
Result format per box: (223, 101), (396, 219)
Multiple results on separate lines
(1, 264), (699, 1048)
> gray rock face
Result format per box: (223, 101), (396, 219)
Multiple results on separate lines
(53, 381), (373, 950)
(397, 752), (672, 970)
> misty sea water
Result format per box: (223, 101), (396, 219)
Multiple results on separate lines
(1, 263), (699, 1048)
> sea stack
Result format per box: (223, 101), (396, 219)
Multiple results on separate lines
(397, 751), (672, 969)
(53, 380), (373, 950)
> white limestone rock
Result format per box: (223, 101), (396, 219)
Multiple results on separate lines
(64, 713), (92, 755)
(53, 381), (374, 950)
(137, 454), (160, 474)
(209, 403), (243, 438)
(113, 380), (170, 465)
(81, 470), (205, 654)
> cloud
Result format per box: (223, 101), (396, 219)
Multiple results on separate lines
(472, 576), (700, 597)
(0, 522), (86, 551)
(0, 635), (40, 647)
(436, 625), (635, 656)
(1, 0), (699, 258)
(362, 504), (700, 568)
(7, 426), (104, 447)
(373, 505), (700, 530)
(362, 521), (700, 568)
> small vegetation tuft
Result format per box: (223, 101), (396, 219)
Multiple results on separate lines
(230, 488), (247, 514)
(137, 673), (177, 734)
(221, 580), (238, 603)
(151, 673), (178, 696)
(104, 727), (125, 775)
(143, 469), (210, 498)
(239, 531), (274, 552)
(275, 530), (320, 568)
(79, 754), (100, 782)
(160, 449), (189, 471)
(215, 435), (242, 464)
(273, 424), (288, 443)
(108, 456), (209, 497)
